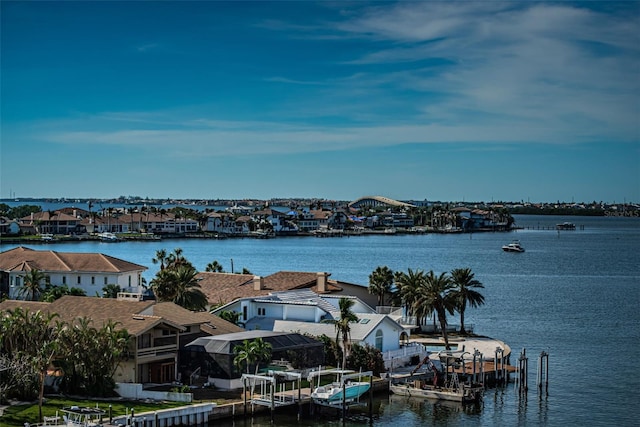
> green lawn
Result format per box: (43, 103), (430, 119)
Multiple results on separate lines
(0, 397), (187, 427)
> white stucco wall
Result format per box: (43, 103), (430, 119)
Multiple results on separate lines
(8, 270), (144, 299)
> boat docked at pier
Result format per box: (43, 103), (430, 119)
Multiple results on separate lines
(307, 368), (371, 406)
(97, 232), (119, 242)
(389, 353), (483, 404)
(556, 222), (576, 230)
(37, 405), (106, 426)
(502, 240), (525, 252)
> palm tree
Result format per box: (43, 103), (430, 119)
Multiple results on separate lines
(205, 260), (225, 273)
(18, 269), (47, 301)
(166, 248), (190, 269)
(450, 268), (485, 335)
(171, 265), (208, 311)
(393, 268), (425, 325)
(151, 265), (208, 311)
(249, 337), (273, 375)
(368, 266), (394, 307)
(232, 338), (273, 375)
(326, 297), (359, 369)
(415, 270), (457, 349)
(233, 339), (254, 374)
(152, 249), (168, 270)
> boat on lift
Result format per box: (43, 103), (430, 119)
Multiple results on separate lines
(308, 368), (371, 406)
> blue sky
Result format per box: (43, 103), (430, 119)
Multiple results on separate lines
(1, 1), (638, 203)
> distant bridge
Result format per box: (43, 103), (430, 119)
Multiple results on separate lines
(348, 196), (416, 209)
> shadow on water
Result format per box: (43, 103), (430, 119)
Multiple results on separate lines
(213, 393), (483, 426)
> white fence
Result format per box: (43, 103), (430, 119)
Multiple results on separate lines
(115, 383), (193, 403)
(382, 342), (429, 370)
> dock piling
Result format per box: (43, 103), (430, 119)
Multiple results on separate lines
(517, 348), (528, 396)
(537, 351), (549, 398)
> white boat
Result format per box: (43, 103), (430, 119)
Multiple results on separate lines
(308, 368), (371, 406)
(97, 232), (119, 242)
(502, 240), (525, 252)
(40, 406), (106, 426)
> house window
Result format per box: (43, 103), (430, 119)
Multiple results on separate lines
(258, 308), (265, 316)
(375, 330), (384, 351)
(104, 277), (108, 285)
(138, 333), (152, 349)
(91, 276), (95, 285)
(128, 276), (131, 287)
(62, 276), (66, 285)
(77, 276), (81, 285)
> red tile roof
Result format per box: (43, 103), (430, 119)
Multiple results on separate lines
(0, 246), (147, 273)
(197, 271), (342, 306)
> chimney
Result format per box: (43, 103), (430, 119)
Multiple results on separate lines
(316, 272), (328, 293)
(253, 275), (264, 291)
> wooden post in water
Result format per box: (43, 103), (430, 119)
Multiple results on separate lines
(517, 348), (528, 396)
(495, 347), (506, 386)
(537, 351), (549, 398)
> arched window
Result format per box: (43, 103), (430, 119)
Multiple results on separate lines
(375, 329), (383, 351)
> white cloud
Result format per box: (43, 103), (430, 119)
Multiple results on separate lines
(324, 2), (640, 141)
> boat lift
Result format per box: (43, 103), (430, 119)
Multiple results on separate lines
(307, 368), (374, 419)
(241, 371), (303, 419)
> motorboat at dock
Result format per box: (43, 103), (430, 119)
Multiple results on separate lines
(307, 368), (372, 406)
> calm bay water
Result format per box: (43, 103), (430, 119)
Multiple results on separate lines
(2, 215), (639, 426)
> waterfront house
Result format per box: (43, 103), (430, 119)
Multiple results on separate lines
(203, 212), (250, 235)
(252, 207), (298, 235)
(197, 270), (378, 308)
(453, 207), (509, 231)
(0, 295), (242, 386)
(210, 289), (416, 369)
(0, 217), (20, 236)
(18, 211), (81, 235)
(0, 246), (146, 299)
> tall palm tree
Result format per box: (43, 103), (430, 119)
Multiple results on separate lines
(233, 339), (254, 374)
(368, 266), (394, 307)
(393, 268), (425, 325)
(415, 270), (457, 349)
(450, 268), (485, 335)
(249, 337), (272, 375)
(18, 269), (47, 301)
(152, 249), (168, 270)
(166, 247), (189, 269)
(327, 297), (359, 369)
